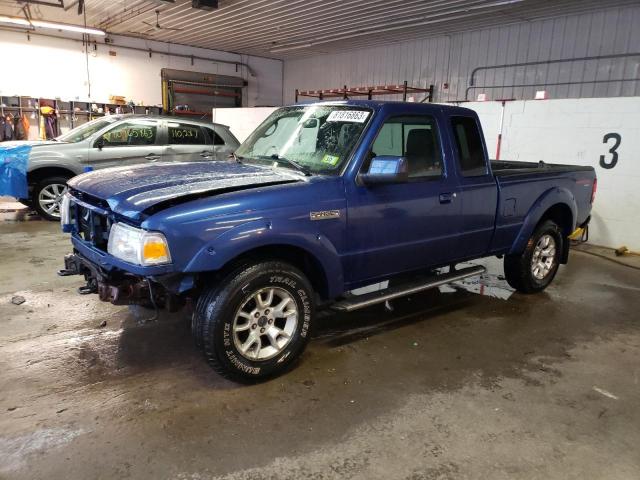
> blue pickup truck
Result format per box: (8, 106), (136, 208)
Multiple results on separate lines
(59, 101), (596, 381)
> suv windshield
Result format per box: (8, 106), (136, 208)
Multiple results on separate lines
(57, 117), (119, 143)
(235, 105), (372, 175)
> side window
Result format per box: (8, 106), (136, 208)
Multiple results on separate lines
(451, 116), (486, 177)
(101, 121), (157, 147)
(205, 127), (225, 146)
(168, 123), (207, 145)
(370, 115), (442, 178)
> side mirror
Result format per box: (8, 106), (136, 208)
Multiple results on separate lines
(359, 156), (409, 186)
(302, 118), (319, 128)
(95, 138), (104, 150)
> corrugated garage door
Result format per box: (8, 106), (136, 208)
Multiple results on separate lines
(161, 68), (246, 120)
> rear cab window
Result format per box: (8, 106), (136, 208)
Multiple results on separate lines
(451, 116), (487, 177)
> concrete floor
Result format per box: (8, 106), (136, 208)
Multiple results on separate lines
(1, 218), (639, 480)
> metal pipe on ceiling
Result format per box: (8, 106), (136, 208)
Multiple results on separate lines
(0, 27), (258, 76)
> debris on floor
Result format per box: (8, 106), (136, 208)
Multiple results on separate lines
(592, 386), (619, 400)
(615, 246), (629, 256)
(439, 273), (515, 300)
(11, 295), (26, 305)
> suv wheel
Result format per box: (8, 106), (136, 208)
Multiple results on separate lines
(194, 261), (314, 382)
(504, 219), (563, 293)
(32, 176), (70, 221)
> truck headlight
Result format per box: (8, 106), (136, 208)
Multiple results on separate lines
(60, 193), (72, 229)
(107, 222), (171, 266)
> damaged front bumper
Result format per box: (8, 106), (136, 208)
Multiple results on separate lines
(59, 246), (192, 312)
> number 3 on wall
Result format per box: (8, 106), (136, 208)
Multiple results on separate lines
(599, 133), (621, 169)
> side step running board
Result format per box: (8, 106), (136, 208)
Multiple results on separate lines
(331, 265), (486, 312)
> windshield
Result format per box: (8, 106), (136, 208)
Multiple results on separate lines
(57, 117), (118, 143)
(235, 105), (372, 175)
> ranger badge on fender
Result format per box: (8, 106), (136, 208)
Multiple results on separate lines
(310, 210), (341, 221)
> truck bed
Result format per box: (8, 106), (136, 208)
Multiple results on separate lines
(491, 160), (594, 177)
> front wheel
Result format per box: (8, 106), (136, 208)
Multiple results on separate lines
(194, 261), (314, 382)
(504, 219), (563, 294)
(32, 176), (70, 221)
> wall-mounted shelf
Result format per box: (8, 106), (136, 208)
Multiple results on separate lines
(295, 81), (434, 102)
(1, 95), (163, 141)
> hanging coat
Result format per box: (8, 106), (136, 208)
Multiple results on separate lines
(3, 116), (14, 141)
(39, 114), (46, 140)
(45, 116), (57, 140)
(14, 115), (27, 140)
(21, 115), (30, 140)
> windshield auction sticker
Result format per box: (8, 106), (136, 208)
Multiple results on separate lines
(326, 110), (370, 123)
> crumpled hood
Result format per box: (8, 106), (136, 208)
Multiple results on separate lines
(68, 161), (303, 220)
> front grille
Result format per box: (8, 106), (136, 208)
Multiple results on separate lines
(69, 188), (110, 210)
(71, 202), (112, 251)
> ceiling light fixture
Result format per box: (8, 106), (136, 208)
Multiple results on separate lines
(0, 15), (106, 36)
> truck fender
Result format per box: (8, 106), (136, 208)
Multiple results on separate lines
(509, 187), (577, 257)
(184, 218), (345, 298)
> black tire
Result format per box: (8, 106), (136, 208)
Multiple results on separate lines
(191, 303), (206, 350)
(32, 176), (70, 221)
(504, 219), (563, 294)
(194, 261), (314, 382)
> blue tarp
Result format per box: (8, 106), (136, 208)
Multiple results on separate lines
(0, 145), (31, 199)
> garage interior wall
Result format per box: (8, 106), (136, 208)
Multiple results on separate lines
(283, 4), (640, 104)
(463, 98), (639, 251)
(0, 30), (284, 108)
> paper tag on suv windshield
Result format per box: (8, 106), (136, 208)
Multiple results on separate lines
(326, 110), (369, 123)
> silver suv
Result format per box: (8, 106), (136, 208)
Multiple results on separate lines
(18, 115), (240, 220)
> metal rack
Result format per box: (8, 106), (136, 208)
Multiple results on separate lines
(295, 81), (434, 102)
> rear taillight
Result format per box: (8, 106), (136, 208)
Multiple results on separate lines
(591, 178), (597, 204)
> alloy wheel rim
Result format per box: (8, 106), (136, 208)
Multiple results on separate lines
(232, 287), (298, 361)
(38, 183), (68, 218)
(531, 234), (556, 280)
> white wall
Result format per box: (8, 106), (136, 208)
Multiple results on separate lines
(284, 4), (640, 104)
(462, 97), (640, 251)
(0, 30), (283, 107)
(212, 107), (277, 142)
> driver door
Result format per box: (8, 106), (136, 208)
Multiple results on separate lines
(87, 118), (164, 169)
(344, 114), (462, 284)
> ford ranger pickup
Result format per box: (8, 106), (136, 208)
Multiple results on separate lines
(58, 101), (596, 381)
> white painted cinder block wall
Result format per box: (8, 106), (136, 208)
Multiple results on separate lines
(0, 31), (283, 107)
(463, 97), (639, 251)
(215, 97), (639, 251)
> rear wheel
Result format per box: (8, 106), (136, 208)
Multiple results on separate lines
(32, 176), (70, 221)
(194, 261), (314, 382)
(504, 219), (563, 293)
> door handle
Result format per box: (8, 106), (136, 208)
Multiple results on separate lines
(439, 192), (454, 204)
(145, 154), (161, 161)
(200, 151), (213, 158)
